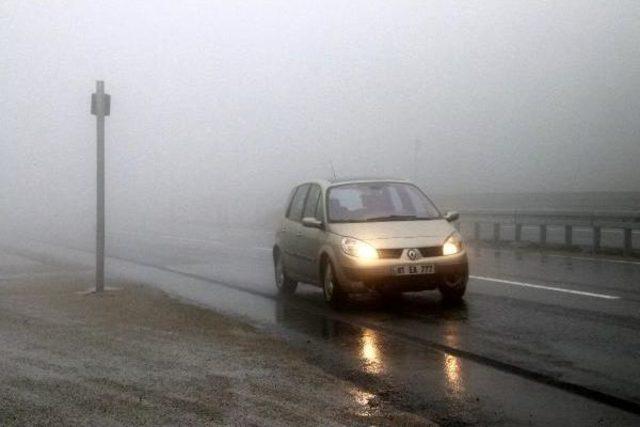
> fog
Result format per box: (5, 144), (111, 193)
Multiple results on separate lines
(2, 1), (639, 242)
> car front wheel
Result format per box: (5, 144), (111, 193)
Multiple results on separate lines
(274, 252), (297, 295)
(438, 270), (468, 303)
(323, 260), (346, 308)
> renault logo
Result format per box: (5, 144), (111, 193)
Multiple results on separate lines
(407, 249), (420, 260)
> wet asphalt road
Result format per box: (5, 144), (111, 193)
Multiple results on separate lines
(3, 230), (640, 425)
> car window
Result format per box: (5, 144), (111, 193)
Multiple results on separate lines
(285, 188), (297, 218)
(332, 187), (363, 210)
(283, 188), (296, 216)
(315, 190), (324, 221)
(327, 182), (440, 222)
(303, 185), (321, 219)
(287, 184), (310, 222)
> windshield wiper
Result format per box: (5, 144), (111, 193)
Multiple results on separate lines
(362, 214), (431, 222)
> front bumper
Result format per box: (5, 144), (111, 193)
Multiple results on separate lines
(333, 250), (468, 293)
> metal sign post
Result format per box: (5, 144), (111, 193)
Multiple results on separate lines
(91, 81), (110, 293)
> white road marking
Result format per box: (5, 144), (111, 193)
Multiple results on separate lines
(544, 253), (640, 266)
(0, 270), (91, 281)
(471, 247), (640, 266)
(470, 275), (621, 300)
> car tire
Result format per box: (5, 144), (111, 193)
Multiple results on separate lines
(323, 260), (346, 308)
(274, 251), (297, 295)
(438, 270), (468, 303)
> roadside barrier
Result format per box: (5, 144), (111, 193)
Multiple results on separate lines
(458, 210), (640, 256)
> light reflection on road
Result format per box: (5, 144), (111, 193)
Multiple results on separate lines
(445, 354), (463, 393)
(444, 331), (464, 394)
(349, 387), (379, 418)
(360, 328), (384, 374)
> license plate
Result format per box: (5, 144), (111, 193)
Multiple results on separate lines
(393, 264), (435, 276)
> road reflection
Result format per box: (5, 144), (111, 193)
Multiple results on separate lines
(360, 328), (384, 374)
(349, 387), (379, 418)
(443, 331), (464, 395)
(273, 290), (475, 397)
(444, 354), (463, 392)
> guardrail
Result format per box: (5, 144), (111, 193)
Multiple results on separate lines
(457, 210), (640, 256)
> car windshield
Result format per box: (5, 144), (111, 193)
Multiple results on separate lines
(327, 182), (441, 223)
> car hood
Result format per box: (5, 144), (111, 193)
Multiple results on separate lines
(328, 219), (456, 248)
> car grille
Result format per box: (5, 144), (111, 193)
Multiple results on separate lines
(376, 246), (442, 259)
(377, 248), (404, 259)
(419, 246), (442, 257)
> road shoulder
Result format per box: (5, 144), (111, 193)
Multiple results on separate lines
(0, 275), (433, 426)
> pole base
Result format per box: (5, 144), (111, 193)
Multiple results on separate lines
(77, 286), (120, 295)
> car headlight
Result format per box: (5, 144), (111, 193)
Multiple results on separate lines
(341, 237), (379, 259)
(443, 233), (463, 256)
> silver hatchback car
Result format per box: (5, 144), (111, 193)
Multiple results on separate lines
(273, 178), (468, 306)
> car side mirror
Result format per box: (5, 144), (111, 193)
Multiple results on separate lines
(302, 217), (324, 229)
(444, 211), (459, 222)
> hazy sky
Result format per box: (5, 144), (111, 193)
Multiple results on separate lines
(2, 1), (639, 230)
